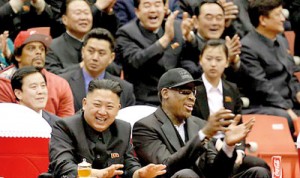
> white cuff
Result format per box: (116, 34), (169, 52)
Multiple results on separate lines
(9, 0), (23, 13)
(222, 142), (235, 158)
(198, 130), (207, 141)
(236, 150), (245, 157)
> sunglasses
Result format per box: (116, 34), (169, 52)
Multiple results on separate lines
(168, 87), (197, 96)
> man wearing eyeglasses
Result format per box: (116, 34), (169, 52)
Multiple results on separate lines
(132, 68), (263, 178)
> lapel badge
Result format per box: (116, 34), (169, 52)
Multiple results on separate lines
(111, 153), (120, 159)
(23, 5), (30, 12)
(225, 96), (232, 103)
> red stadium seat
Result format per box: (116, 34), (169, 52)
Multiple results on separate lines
(243, 114), (299, 178)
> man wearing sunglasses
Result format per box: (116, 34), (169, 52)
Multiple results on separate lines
(132, 68), (264, 178)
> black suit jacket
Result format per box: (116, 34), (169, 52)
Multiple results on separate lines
(60, 68), (135, 112)
(193, 80), (242, 121)
(116, 19), (188, 105)
(45, 32), (82, 75)
(0, 0), (54, 40)
(240, 31), (300, 110)
(42, 110), (60, 128)
(132, 107), (236, 178)
(49, 113), (140, 177)
(193, 80), (245, 151)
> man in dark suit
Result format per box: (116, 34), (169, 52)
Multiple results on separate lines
(49, 79), (166, 178)
(114, 0), (180, 26)
(132, 68), (267, 177)
(239, 0), (300, 137)
(181, 0), (241, 79)
(46, 0), (120, 75)
(116, 0), (195, 106)
(61, 28), (135, 113)
(193, 39), (270, 177)
(45, 0), (92, 75)
(0, 0), (55, 40)
(11, 66), (60, 128)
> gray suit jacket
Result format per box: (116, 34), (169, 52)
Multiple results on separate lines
(132, 107), (236, 178)
(240, 31), (300, 110)
(116, 19), (187, 105)
(49, 113), (140, 177)
(45, 33), (82, 75)
(60, 68), (135, 112)
(42, 110), (60, 128)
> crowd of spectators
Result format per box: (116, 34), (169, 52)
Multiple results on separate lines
(0, 0), (299, 177)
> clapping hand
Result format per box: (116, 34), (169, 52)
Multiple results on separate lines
(202, 108), (236, 138)
(225, 34), (241, 64)
(0, 31), (12, 60)
(95, 0), (116, 13)
(92, 164), (124, 178)
(181, 12), (196, 42)
(135, 163), (166, 178)
(224, 115), (254, 146)
(218, 0), (239, 27)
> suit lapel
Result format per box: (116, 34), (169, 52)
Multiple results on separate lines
(186, 118), (201, 139)
(197, 85), (210, 120)
(155, 108), (182, 151)
(222, 81), (234, 111)
(70, 70), (86, 108)
(42, 110), (50, 123)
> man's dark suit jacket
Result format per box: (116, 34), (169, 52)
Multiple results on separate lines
(42, 110), (60, 128)
(45, 32), (82, 75)
(116, 19), (187, 105)
(240, 30), (300, 110)
(0, 0), (54, 40)
(231, 0), (253, 38)
(45, 32), (121, 76)
(60, 68), (135, 112)
(49, 113), (140, 177)
(132, 107), (237, 178)
(114, 0), (180, 26)
(180, 34), (205, 79)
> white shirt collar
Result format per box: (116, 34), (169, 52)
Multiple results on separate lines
(201, 74), (223, 94)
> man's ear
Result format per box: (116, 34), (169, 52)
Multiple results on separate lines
(225, 59), (229, 68)
(161, 88), (169, 99)
(199, 55), (202, 66)
(259, 15), (266, 27)
(194, 16), (199, 29)
(82, 98), (87, 111)
(14, 89), (22, 101)
(15, 56), (21, 63)
(62, 15), (68, 26)
(109, 52), (115, 64)
(134, 8), (140, 19)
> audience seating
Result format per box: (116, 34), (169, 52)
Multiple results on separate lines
(116, 105), (157, 129)
(297, 133), (300, 174)
(243, 114), (299, 178)
(0, 103), (51, 178)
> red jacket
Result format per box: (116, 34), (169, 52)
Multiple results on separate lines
(0, 65), (74, 117)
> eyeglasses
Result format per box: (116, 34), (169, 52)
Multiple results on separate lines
(168, 87), (197, 96)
